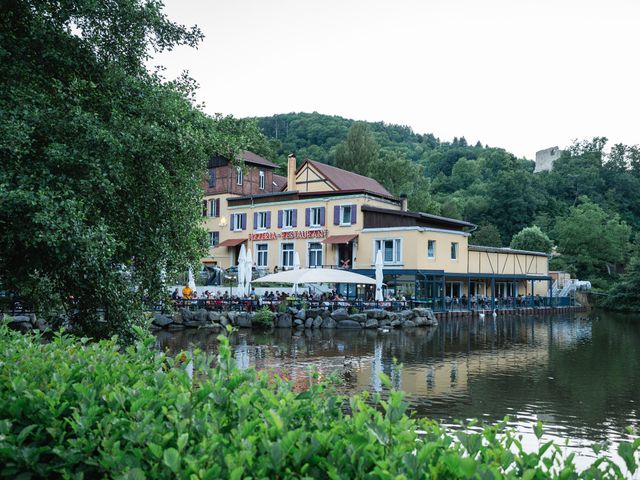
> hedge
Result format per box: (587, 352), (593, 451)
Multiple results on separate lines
(0, 324), (638, 478)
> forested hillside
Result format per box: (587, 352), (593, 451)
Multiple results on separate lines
(252, 112), (640, 296)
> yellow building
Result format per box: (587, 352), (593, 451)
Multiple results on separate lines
(201, 152), (552, 309)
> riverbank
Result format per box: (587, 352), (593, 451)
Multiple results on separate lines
(1, 324), (637, 478)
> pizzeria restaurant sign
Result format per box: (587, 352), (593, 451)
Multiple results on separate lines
(249, 229), (328, 241)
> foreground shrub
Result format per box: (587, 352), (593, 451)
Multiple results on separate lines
(0, 325), (638, 478)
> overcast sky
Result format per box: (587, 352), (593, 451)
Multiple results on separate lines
(153, 0), (639, 160)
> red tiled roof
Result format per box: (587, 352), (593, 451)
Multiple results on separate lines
(273, 174), (287, 191)
(305, 160), (394, 198)
(241, 150), (278, 169)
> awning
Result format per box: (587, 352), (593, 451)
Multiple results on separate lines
(254, 268), (375, 285)
(216, 238), (247, 248)
(323, 234), (358, 245)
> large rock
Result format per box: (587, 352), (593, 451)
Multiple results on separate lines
(236, 314), (252, 328)
(195, 308), (208, 323)
(390, 319), (401, 328)
(305, 317), (314, 328)
(9, 315), (31, 324)
(399, 310), (414, 320)
(219, 315), (229, 326)
(413, 316), (428, 327)
(294, 318), (304, 326)
(365, 318), (379, 329)
(379, 318), (391, 327)
(152, 313), (173, 328)
(312, 316), (324, 329)
(207, 311), (222, 323)
(364, 309), (386, 319)
(288, 307), (299, 315)
(296, 309), (306, 321)
(227, 311), (239, 326)
(337, 320), (362, 329)
(178, 308), (193, 323)
(9, 321), (32, 332)
(331, 308), (349, 321)
(412, 307), (432, 318)
(402, 320), (416, 328)
(276, 313), (292, 328)
(350, 313), (368, 324)
(306, 308), (322, 319)
(321, 317), (337, 329)
(35, 318), (49, 332)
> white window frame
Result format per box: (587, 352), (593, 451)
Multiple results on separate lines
(231, 214), (242, 231)
(256, 211), (268, 230)
(256, 243), (268, 268)
(259, 170), (265, 190)
(208, 231), (219, 248)
(340, 205), (352, 226)
(236, 166), (243, 185)
(374, 238), (402, 265)
(281, 242), (295, 269)
(308, 241), (323, 268)
(310, 206), (322, 227)
(283, 209), (295, 229)
(208, 199), (218, 218)
(451, 242), (459, 260)
(427, 240), (436, 259)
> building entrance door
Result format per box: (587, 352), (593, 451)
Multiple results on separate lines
(337, 242), (353, 269)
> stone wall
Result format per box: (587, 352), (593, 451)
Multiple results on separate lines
(149, 306), (438, 331)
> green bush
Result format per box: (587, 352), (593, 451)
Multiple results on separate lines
(252, 306), (274, 328)
(0, 324), (638, 478)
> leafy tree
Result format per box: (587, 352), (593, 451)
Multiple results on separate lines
(471, 223), (503, 247)
(509, 226), (553, 253)
(555, 197), (631, 280)
(334, 122), (378, 175)
(602, 255), (640, 310)
(368, 153), (439, 214)
(0, 0), (259, 340)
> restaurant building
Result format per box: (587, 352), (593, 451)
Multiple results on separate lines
(201, 151), (551, 308)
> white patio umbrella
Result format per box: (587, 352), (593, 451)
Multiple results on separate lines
(237, 244), (246, 297)
(292, 251), (301, 294)
(375, 249), (384, 301)
(254, 268), (376, 285)
(245, 249), (253, 296)
(187, 267), (196, 291)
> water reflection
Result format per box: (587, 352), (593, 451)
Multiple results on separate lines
(156, 312), (640, 465)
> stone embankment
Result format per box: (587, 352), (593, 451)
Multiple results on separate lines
(150, 307), (438, 331)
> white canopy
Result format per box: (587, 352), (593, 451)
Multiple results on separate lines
(237, 244), (246, 297)
(187, 267), (196, 290)
(245, 249), (253, 295)
(254, 268), (376, 285)
(375, 249), (384, 301)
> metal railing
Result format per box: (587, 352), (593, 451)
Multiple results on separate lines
(158, 295), (574, 314)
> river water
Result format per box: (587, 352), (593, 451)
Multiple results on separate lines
(156, 311), (640, 471)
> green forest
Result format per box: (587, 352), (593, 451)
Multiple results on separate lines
(253, 112), (640, 302)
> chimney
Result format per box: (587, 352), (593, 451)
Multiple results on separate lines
(287, 153), (297, 191)
(400, 193), (408, 211)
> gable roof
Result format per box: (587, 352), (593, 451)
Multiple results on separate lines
(241, 150), (278, 169)
(303, 160), (394, 198)
(273, 174), (287, 191)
